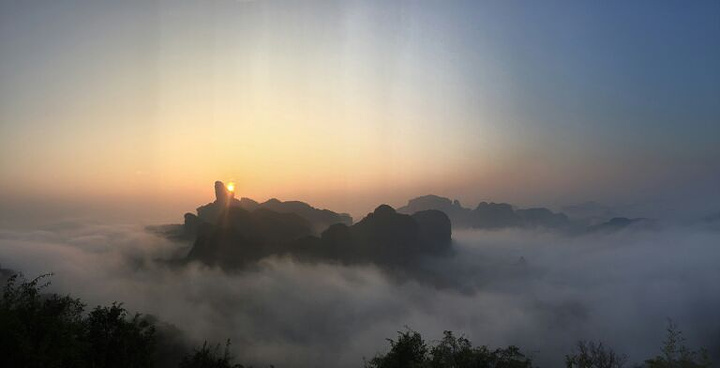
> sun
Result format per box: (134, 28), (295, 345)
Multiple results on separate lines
(226, 182), (235, 193)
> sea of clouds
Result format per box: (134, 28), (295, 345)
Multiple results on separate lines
(1, 221), (718, 367)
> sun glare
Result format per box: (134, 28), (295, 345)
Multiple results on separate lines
(227, 182), (235, 192)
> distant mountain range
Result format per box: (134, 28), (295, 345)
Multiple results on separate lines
(396, 194), (658, 234)
(181, 182), (452, 270)
(236, 197), (353, 233)
(397, 194), (571, 230)
(145, 182), (720, 289)
(151, 182), (683, 272)
(160, 184), (660, 250)
(188, 203), (452, 269)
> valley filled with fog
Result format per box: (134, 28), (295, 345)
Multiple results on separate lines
(2, 2), (719, 366)
(1, 212), (717, 367)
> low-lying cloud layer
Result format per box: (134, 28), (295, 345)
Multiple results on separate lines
(0, 222), (718, 367)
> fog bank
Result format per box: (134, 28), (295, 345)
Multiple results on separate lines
(0, 222), (718, 367)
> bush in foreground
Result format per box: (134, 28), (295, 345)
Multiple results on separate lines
(0, 272), (713, 368)
(365, 329), (532, 368)
(0, 274), (156, 368)
(0, 273), (252, 368)
(179, 340), (246, 368)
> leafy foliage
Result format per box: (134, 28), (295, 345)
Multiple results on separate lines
(1, 272), (714, 368)
(0, 273), (88, 367)
(643, 320), (711, 368)
(178, 340), (246, 368)
(366, 329), (532, 368)
(0, 273), (243, 368)
(367, 329), (429, 368)
(565, 341), (626, 368)
(85, 303), (156, 368)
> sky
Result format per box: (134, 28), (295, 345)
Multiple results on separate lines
(1, 0), (719, 223)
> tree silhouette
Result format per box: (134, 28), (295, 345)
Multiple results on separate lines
(0, 273), (86, 368)
(2, 272), (714, 368)
(644, 320), (711, 368)
(178, 340), (246, 368)
(366, 329), (429, 368)
(0, 273), (254, 368)
(366, 329), (532, 368)
(565, 341), (626, 368)
(85, 303), (156, 368)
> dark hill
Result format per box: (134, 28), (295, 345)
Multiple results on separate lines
(187, 206), (313, 267)
(398, 195), (571, 230)
(238, 197), (353, 233)
(187, 204), (452, 269)
(188, 181), (352, 236)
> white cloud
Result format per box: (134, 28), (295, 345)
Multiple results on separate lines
(0, 222), (718, 366)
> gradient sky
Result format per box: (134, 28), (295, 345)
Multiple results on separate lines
(1, 0), (719, 223)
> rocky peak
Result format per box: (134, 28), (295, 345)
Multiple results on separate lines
(214, 181), (234, 204)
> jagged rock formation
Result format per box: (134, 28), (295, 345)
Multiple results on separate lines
(320, 205), (452, 264)
(412, 210), (453, 254)
(187, 204), (452, 269)
(398, 195), (571, 230)
(236, 197), (353, 234)
(195, 181), (241, 225)
(398, 195), (474, 227)
(180, 181), (451, 269)
(188, 181), (352, 236)
(187, 206), (314, 267)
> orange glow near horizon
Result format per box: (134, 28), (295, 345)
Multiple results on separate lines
(4, 1), (704, 224)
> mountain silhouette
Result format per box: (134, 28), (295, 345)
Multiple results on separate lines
(398, 195), (571, 230)
(184, 181), (352, 237)
(236, 197), (352, 233)
(187, 205), (314, 267)
(187, 203), (452, 269)
(181, 181), (452, 270)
